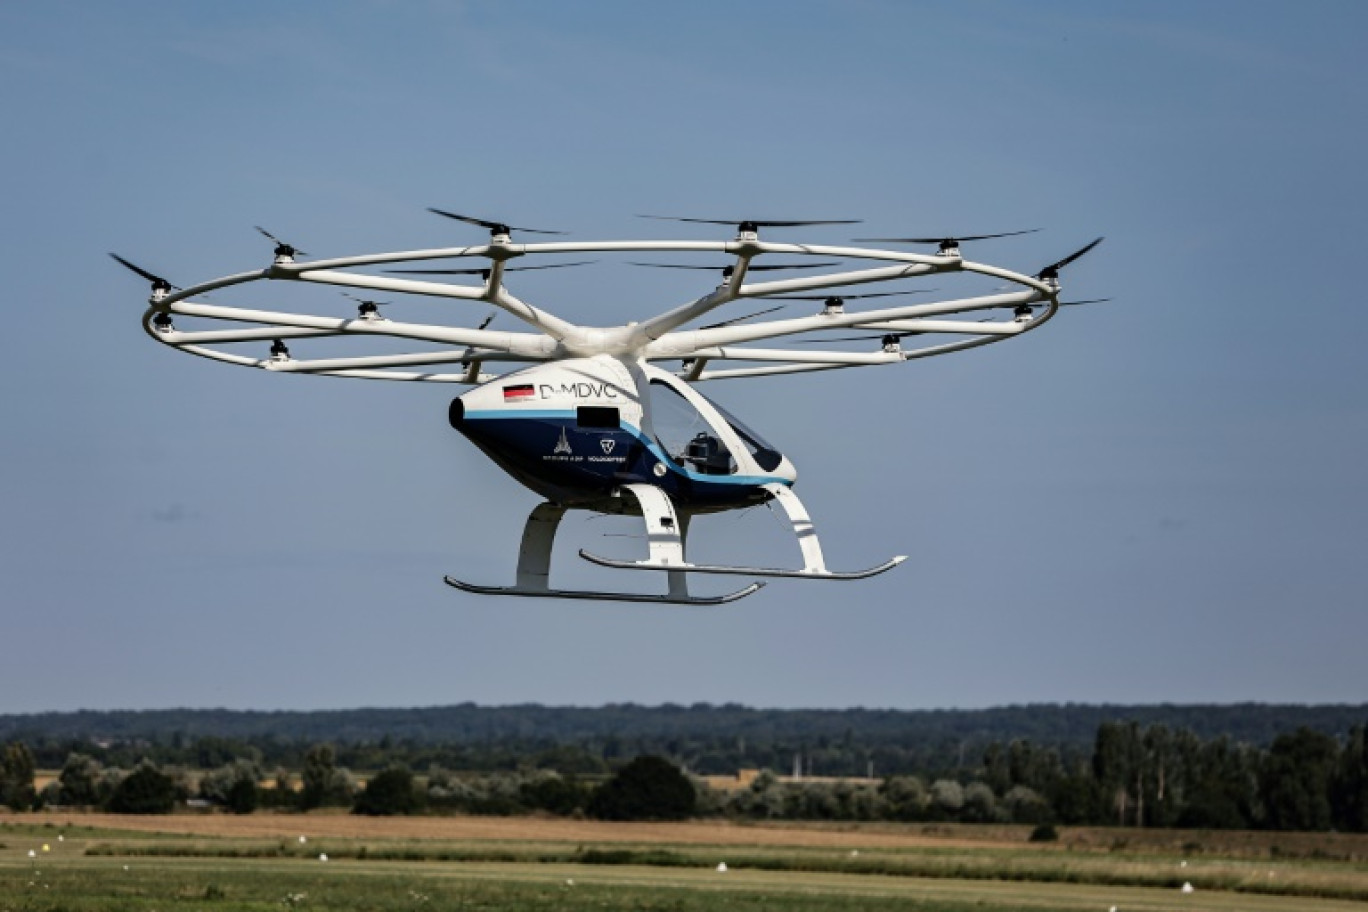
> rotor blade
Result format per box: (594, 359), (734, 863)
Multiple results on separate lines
(985, 296), (1112, 310)
(254, 226), (308, 256)
(793, 333), (914, 343)
(427, 207), (566, 235)
(637, 215), (861, 228)
(757, 289), (934, 301)
(342, 292), (391, 307)
(384, 260), (594, 276)
(627, 261), (838, 272)
(428, 208), (500, 232)
(1038, 237), (1104, 278)
(852, 229), (1040, 244)
(109, 253), (178, 289)
(506, 260), (594, 271)
(699, 305), (786, 330)
(793, 327), (993, 344)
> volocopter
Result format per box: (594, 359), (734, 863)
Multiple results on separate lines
(113, 211), (1104, 605)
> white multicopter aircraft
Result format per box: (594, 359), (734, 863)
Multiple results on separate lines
(113, 212), (1102, 605)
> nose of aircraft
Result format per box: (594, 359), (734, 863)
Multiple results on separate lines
(771, 454), (798, 483)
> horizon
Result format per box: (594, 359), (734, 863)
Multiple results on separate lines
(7, 698), (1368, 718)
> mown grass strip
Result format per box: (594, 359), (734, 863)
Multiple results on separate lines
(80, 841), (1368, 903)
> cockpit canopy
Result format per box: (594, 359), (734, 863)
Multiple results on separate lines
(647, 379), (783, 475)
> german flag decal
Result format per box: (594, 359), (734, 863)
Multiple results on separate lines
(502, 384), (535, 400)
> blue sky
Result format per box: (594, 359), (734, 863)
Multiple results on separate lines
(1, 1), (1364, 712)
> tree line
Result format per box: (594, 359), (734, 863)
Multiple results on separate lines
(4, 703), (1366, 770)
(6, 702), (1368, 782)
(4, 720), (1366, 831)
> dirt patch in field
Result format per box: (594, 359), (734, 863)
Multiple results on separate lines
(6, 811), (1012, 849)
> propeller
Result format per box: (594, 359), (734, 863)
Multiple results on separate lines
(255, 226), (307, 258)
(985, 289), (1112, 305)
(637, 215), (861, 233)
(756, 289), (933, 302)
(454, 311), (499, 372)
(997, 297), (1113, 320)
(796, 315), (997, 345)
(796, 331), (927, 347)
(343, 291), (391, 306)
(340, 291), (498, 330)
(699, 305), (787, 330)
(109, 253), (178, 293)
(1037, 237), (1104, 281)
(853, 229), (1039, 255)
(427, 207), (565, 236)
(630, 261), (838, 279)
(384, 260), (594, 277)
(342, 291), (392, 319)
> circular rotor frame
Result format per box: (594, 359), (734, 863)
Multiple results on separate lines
(129, 223), (1082, 385)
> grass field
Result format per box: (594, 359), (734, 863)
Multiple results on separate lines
(3, 812), (1368, 911)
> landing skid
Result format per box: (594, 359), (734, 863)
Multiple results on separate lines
(443, 576), (762, 605)
(579, 481), (904, 580)
(577, 552), (905, 580)
(444, 499), (762, 606)
(446, 482), (903, 604)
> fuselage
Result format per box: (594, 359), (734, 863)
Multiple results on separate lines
(449, 356), (797, 513)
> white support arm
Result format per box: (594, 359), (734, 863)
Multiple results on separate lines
(679, 347), (906, 366)
(165, 343), (495, 384)
(262, 245), (495, 272)
(265, 350), (540, 373)
(735, 263), (939, 298)
(689, 334), (1018, 380)
(288, 269), (580, 339)
(316, 369), (494, 384)
(158, 326), (344, 344)
(690, 363), (857, 381)
(619, 241), (945, 344)
(852, 319), (1024, 336)
(648, 290), (1045, 356)
(162, 300), (557, 355)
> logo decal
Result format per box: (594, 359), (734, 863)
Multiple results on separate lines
(538, 382), (620, 400)
(542, 426), (624, 465)
(503, 384), (535, 401)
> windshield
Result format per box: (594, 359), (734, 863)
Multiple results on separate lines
(648, 381), (783, 474)
(648, 381), (735, 475)
(706, 397), (783, 470)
